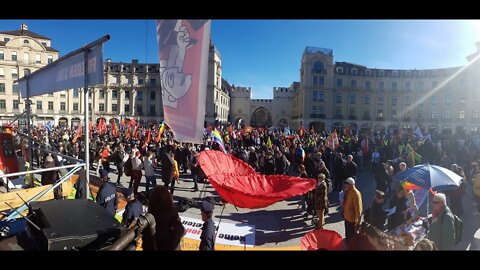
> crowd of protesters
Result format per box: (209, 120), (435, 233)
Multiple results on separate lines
(3, 119), (480, 250)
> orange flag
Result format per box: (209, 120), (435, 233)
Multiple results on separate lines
(72, 125), (83, 143)
(143, 129), (151, 148)
(112, 121), (118, 137)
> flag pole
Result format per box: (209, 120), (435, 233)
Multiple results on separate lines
(83, 48), (90, 199)
(25, 75), (34, 187)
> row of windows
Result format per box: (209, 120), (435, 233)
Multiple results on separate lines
(334, 66), (440, 78)
(334, 79), (452, 90)
(0, 67), (18, 79)
(69, 90), (157, 101)
(108, 64), (159, 73)
(0, 83), (19, 93)
(0, 50), (53, 64)
(313, 107), (474, 120)
(30, 101), (132, 114)
(313, 91), (467, 106)
(312, 75), (467, 91)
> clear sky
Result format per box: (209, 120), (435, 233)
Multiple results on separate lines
(1, 20), (479, 99)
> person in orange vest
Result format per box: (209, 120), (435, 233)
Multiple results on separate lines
(100, 144), (112, 173)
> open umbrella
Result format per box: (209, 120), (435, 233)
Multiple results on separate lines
(300, 229), (344, 250)
(394, 164), (463, 192)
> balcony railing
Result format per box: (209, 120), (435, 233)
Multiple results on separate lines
(362, 116), (371, 120)
(310, 114), (326, 119)
(376, 117), (384, 121)
(334, 115), (344, 119)
(311, 69), (327, 75)
(404, 118), (411, 122)
(348, 115), (357, 120)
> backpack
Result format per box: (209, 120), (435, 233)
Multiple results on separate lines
(176, 198), (194, 212)
(442, 211), (463, 244)
(124, 158), (132, 177)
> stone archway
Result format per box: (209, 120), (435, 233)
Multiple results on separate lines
(455, 126), (466, 137)
(251, 107), (273, 128)
(235, 118), (244, 130)
(442, 126), (452, 136)
(58, 117), (68, 127)
(333, 122), (344, 131)
(374, 124), (386, 135)
(310, 121), (325, 132)
(71, 117), (81, 127)
(388, 124), (398, 135)
(277, 118), (288, 129)
(347, 123), (358, 134)
(360, 123), (372, 135)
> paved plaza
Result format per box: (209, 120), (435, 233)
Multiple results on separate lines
(99, 166), (480, 250)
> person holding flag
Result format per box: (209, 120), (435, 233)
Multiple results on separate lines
(212, 128), (226, 153)
(72, 124), (82, 143)
(156, 121), (166, 142)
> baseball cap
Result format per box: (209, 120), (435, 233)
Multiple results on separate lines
(99, 169), (109, 178)
(345, 177), (355, 185)
(201, 198), (215, 213)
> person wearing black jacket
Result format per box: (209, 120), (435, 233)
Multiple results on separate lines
(333, 153), (345, 192)
(387, 186), (409, 231)
(74, 168), (87, 200)
(96, 169), (118, 217)
(344, 154), (357, 180)
(199, 198), (216, 251)
(263, 150), (276, 175)
(274, 150), (288, 175)
(122, 191), (144, 227)
(161, 145), (176, 194)
(364, 190), (388, 231)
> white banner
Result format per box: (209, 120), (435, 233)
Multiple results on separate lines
(156, 20), (210, 144)
(180, 215), (255, 247)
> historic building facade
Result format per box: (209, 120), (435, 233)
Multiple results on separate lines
(0, 24), (231, 128)
(229, 84), (295, 129)
(291, 45), (480, 135)
(0, 24), (59, 126)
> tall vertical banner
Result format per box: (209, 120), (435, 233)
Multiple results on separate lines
(156, 20), (210, 144)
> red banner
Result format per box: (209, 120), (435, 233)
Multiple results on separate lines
(156, 20), (210, 144)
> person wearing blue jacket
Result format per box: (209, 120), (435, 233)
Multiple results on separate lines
(96, 169), (118, 217)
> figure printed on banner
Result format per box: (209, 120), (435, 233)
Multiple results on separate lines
(157, 20), (208, 109)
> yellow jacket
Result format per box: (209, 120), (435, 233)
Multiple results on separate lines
(474, 174), (480, 197)
(343, 186), (363, 224)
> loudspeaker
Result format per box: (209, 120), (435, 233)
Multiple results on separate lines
(27, 200), (124, 250)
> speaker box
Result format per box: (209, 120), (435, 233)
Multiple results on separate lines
(27, 200), (124, 250)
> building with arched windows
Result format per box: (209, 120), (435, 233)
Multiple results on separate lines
(291, 45), (480, 134)
(229, 85), (295, 129)
(0, 24), (59, 126)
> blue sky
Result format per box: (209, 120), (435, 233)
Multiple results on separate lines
(1, 20), (479, 99)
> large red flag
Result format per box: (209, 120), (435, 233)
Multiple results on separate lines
(198, 151), (317, 209)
